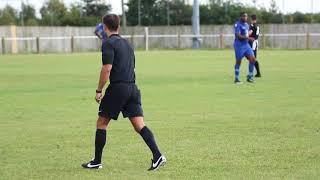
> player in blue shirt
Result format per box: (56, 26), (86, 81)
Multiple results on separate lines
(233, 12), (256, 84)
(94, 23), (107, 42)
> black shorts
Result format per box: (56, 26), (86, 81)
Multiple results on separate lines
(253, 49), (257, 58)
(98, 83), (143, 120)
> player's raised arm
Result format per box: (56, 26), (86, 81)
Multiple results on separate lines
(94, 30), (102, 40)
(94, 23), (104, 40)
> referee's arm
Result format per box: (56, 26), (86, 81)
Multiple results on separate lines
(97, 64), (112, 92)
(95, 41), (114, 103)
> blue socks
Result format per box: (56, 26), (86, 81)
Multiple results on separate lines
(234, 64), (240, 80)
(235, 61), (255, 80)
(248, 61), (255, 79)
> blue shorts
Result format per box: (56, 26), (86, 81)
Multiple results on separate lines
(234, 43), (254, 61)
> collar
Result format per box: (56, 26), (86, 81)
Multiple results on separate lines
(109, 34), (120, 38)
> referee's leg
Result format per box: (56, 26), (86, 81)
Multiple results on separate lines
(97, 116), (111, 129)
(94, 116), (111, 163)
(82, 116), (111, 169)
(130, 116), (166, 170)
(130, 117), (162, 160)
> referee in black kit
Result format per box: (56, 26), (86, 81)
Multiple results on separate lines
(249, 14), (261, 77)
(82, 14), (166, 171)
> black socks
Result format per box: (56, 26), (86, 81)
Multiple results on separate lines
(255, 61), (261, 75)
(139, 126), (162, 160)
(93, 127), (161, 163)
(94, 129), (106, 164)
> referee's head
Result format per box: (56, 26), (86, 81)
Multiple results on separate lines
(103, 14), (120, 36)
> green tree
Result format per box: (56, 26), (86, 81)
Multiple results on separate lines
(152, 0), (192, 26)
(209, 0), (223, 6)
(81, 0), (111, 17)
(0, 5), (18, 25)
(126, 0), (192, 26)
(62, 4), (82, 26)
(292, 12), (312, 23)
(269, 0), (279, 14)
(168, 0), (192, 25)
(126, 0), (158, 26)
(21, 3), (38, 26)
(312, 13), (320, 23)
(40, 0), (67, 26)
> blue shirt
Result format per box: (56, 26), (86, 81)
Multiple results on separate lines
(95, 23), (107, 41)
(234, 20), (249, 46)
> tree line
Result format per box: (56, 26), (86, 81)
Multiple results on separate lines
(0, 0), (320, 26)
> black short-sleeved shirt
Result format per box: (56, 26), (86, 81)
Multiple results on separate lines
(101, 34), (135, 83)
(249, 23), (260, 40)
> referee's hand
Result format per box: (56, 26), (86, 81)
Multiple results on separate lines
(95, 93), (102, 104)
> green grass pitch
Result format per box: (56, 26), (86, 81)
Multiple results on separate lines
(0, 50), (319, 179)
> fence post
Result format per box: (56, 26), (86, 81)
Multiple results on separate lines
(71, 35), (74, 53)
(219, 33), (224, 49)
(10, 25), (18, 54)
(144, 27), (149, 51)
(1, 37), (5, 54)
(36, 37), (40, 54)
(306, 32), (310, 49)
(177, 33), (181, 49)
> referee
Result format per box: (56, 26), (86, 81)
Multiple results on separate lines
(82, 14), (166, 171)
(249, 14), (261, 77)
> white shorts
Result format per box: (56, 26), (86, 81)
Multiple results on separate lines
(252, 40), (259, 51)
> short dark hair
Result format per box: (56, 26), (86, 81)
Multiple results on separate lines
(103, 14), (120, 32)
(251, 14), (257, 20)
(240, 12), (247, 17)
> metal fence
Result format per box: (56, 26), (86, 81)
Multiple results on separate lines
(1, 28), (320, 54)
